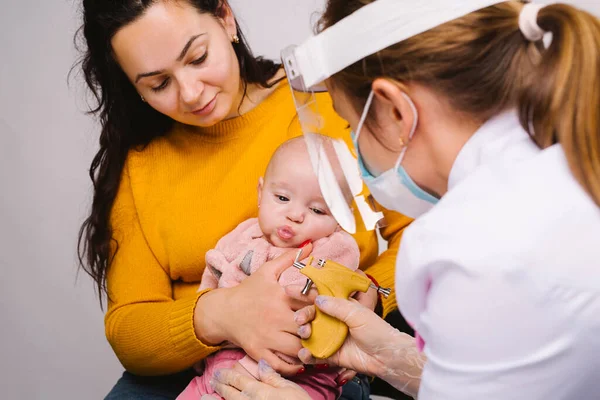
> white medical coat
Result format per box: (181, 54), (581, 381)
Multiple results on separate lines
(396, 111), (600, 399)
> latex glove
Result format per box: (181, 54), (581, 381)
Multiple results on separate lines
(297, 295), (425, 398)
(211, 359), (312, 400)
(285, 269), (379, 386)
(338, 271), (378, 386)
(195, 245), (314, 376)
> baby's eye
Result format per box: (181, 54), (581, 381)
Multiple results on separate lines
(276, 195), (289, 202)
(311, 208), (326, 215)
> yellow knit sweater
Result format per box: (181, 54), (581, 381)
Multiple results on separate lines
(106, 82), (412, 376)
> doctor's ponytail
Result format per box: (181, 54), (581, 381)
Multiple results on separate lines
(321, 0), (600, 207)
(518, 4), (600, 207)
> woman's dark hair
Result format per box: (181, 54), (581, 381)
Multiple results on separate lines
(76, 0), (281, 306)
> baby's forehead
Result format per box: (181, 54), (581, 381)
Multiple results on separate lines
(266, 140), (310, 173)
(273, 137), (308, 159)
(267, 136), (352, 202)
(266, 155), (324, 200)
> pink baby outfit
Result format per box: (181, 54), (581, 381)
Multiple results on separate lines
(177, 218), (360, 400)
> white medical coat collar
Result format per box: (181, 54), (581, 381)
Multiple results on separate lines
(448, 111), (531, 191)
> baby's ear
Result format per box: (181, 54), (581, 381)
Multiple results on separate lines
(257, 177), (264, 205)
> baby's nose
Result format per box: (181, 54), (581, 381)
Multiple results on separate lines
(287, 210), (305, 223)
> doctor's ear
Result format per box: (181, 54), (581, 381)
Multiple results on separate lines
(371, 79), (417, 143)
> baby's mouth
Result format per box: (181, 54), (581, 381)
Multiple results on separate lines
(277, 226), (295, 240)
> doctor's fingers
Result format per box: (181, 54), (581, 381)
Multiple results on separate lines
(254, 361), (312, 399)
(245, 360), (312, 400)
(297, 322), (312, 340)
(279, 308), (308, 336)
(297, 347), (332, 366)
(211, 368), (254, 399)
(258, 348), (303, 377)
(293, 305), (316, 326)
(315, 296), (374, 329)
(212, 364), (310, 400)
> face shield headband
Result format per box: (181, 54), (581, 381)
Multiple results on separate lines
(281, 0), (520, 232)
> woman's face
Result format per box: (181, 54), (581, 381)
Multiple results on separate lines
(112, 1), (241, 127)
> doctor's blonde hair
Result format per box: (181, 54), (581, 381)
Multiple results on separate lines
(321, 0), (600, 207)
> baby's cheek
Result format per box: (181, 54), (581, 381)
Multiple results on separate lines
(324, 216), (340, 234)
(311, 219), (339, 240)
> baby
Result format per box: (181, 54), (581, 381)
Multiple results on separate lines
(177, 137), (360, 400)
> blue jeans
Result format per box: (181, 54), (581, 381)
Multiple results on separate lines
(339, 374), (371, 400)
(105, 370), (370, 400)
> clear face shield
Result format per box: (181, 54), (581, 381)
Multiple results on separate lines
(282, 45), (385, 234)
(280, 0), (506, 233)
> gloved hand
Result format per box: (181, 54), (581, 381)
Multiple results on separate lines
(296, 295), (425, 398)
(284, 269), (379, 386)
(209, 359), (312, 400)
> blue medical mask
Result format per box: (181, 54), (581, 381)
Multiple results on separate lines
(352, 90), (439, 218)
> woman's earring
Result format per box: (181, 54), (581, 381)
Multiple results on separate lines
(140, 95), (146, 102)
(231, 34), (240, 44)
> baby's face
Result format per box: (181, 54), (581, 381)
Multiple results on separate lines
(258, 146), (339, 248)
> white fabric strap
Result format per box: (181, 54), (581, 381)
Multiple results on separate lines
(295, 0), (506, 88)
(519, 3), (546, 41)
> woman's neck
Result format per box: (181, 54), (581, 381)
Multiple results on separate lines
(225, 68), (286, 120)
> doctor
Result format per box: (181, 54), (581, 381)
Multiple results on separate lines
(208, 0), (600, 398)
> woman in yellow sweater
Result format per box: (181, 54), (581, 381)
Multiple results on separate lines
(76, 0), (411, 398)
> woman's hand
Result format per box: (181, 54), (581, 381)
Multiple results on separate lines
(195, 245), (314, 376)
(207, 359), (312, 400)
(296, 296), (425, 398)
